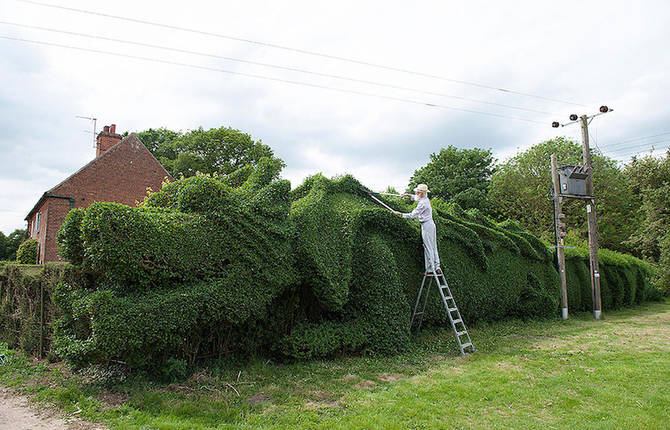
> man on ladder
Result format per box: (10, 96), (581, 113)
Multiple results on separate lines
(394, 183), (474, 355)
(395, 184), (441, 274)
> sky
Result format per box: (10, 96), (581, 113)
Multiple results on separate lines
(1, 0), (669, 233)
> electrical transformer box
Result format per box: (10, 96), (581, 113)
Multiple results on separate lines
(558, 165), (590, 196)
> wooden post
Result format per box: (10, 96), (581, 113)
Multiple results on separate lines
(551, 154), (568, 319)
(580, 115), (602, 319)
(39, 282), (44, 358)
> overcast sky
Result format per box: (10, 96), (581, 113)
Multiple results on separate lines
(1, 0), (669, 233)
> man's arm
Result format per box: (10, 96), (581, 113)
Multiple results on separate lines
(401, 199), (427, 219)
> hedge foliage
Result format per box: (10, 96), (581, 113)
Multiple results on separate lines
(54, 158), (296, 367)
(38, 163), (659, 369)
(563, 247), (660, 310)
(16, 239), (38, 264)
(0, 263), (84, 358)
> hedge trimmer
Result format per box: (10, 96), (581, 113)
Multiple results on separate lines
(364, 189), (404, 213)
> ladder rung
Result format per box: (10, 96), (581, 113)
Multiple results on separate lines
(414, 271), (474, 354)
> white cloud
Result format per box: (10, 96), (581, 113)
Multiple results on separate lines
(1, 0), (669, 233)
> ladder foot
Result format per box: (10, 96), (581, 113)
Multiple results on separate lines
(412, 270), (475, 355)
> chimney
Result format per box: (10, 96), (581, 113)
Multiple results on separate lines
(96, 123), (122, 157)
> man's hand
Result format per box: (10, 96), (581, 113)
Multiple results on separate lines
(394, 211), (402, 216)
(401, 193), (412, 198)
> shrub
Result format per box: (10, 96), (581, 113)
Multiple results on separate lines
(0, 263), (83, 357)
(53, 159), (297, 368)
(279, 174), (559, 358)
(16, 239), (38, 264)
(56, 209), (85, 264)
(47, 165), (657, 368)
(563, 246), (657, 311)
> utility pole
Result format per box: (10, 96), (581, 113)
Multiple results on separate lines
(552, 106), (611, 320)
(580, 115), (602, 320)
(551, 154), (568, 319)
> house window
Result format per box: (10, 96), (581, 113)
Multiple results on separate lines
(36, 212), (41, 234)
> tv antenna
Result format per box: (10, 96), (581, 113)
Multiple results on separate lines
(76, 115), (97, 148)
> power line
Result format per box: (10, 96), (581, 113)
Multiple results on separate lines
(0, 35), (547, 124)
(0, 20), (552, 115)
(603, 145), (669, 158)
(16, 0), (588, 108)
(598, 130), (670, 148)
(608, 147), (669, 159)
(604, 139), (670, 153)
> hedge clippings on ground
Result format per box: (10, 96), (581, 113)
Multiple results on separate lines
(0, 159), (658, 370)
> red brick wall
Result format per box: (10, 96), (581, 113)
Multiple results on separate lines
(27, 204), (48, 263)
(43, 198), (74, 263)
(33, 134), (172, 262)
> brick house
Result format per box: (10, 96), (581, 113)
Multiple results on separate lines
(25, 124), (173, 263)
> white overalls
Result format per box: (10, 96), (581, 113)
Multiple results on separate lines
(402, 196), (441, 272)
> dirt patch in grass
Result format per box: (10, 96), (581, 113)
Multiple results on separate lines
(303, 389), (342, 409)
(340, 374), (358, 382)
(377, 373), (403, 382)
(0, 386), (105, 430)
(247, 392), (271, 405)
(354, 380), (376, 389)
(96, 391), (130, 411)
(307, 390), (332, 401)
(188, 370), (212, 384)
(495, 362), (522, 372)
(165, 384), (196, 394)
(304, 400), (343, 410)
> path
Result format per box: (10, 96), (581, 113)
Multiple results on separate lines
(0, 387), (105, 430)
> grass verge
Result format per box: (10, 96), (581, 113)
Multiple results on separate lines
(1, 299), (669, 429)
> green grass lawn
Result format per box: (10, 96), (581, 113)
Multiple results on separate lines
(1, 299), (669, 429)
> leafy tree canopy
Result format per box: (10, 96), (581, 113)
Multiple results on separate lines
(624, 151), (670, 292)
(135, 126), (279, 178)
(488, 137), (639, 253)
(0, 232), (6, 260)
(407, 146), (496, 205)
(0, 229), (27, 260)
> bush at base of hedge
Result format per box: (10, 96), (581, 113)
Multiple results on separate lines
(53, 159), (297, 368)
(0, 263), (84, 357)
(563, 247), (659, 311)
(16, 239), (38, 264)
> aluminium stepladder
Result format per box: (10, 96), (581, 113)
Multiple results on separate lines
(410, 266), (475, 355)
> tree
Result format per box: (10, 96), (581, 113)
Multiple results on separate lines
(136, 126), (278, 178)
(0, 231), (7, 260)
(16, 238), (38, 264)
(625, 151), (670, 293)
(2, 229), (27, 260)
(488, 137), (639, 253)
(407, 146), (496, 211)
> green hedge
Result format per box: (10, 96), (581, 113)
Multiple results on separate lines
(16, 239), (38, 264)
(277, 175), (559, 359)
(21, 166), (657, 369)
(0, 263), (84, 358)
(53, 159), (297, 368)
(563, 247), (659, 311)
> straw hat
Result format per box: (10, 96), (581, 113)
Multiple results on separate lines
(413, 184), (430, 193)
